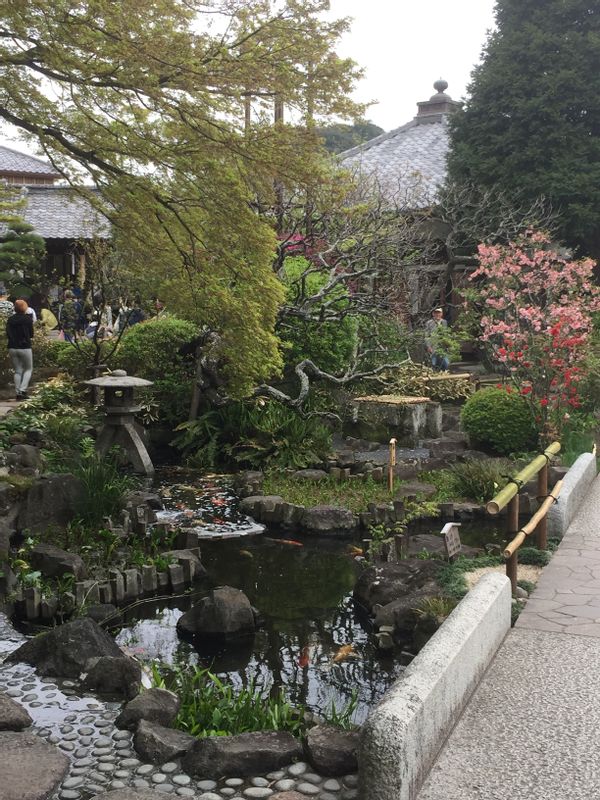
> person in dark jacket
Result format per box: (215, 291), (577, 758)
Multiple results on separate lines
(7, 298), (34, 399)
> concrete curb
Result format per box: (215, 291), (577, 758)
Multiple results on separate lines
(548, 452), (597, 539)
(358, 572), (512, 800)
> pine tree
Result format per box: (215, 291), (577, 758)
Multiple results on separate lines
(446, 1), (600, 257)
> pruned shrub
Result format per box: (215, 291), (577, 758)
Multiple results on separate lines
(114, 315), (199, 427)
(461, 387), (539, 455)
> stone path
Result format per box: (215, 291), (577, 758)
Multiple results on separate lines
(417, 472), (600, 800)
(0, 616), (358, 800)
(0, 399), (19, 418)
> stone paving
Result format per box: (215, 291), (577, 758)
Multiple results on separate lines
(0, 616), (358, 800)
(417, 472), (600, 800)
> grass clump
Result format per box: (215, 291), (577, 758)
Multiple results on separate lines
(437, 554), (504, 599)
(262, 473), (397, 514)
(150, 663), (305, 738)
(421, 460), (510, 504)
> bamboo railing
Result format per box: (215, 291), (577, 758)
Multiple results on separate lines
(486, 442), (561, 594)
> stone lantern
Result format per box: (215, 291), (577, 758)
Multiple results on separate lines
(83, 369), (154, 475)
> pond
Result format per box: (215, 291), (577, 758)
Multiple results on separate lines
(116, 469), (404, 724)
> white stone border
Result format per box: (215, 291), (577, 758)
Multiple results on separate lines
(548, 452), (597, 539)
(358, 572), (511, 800)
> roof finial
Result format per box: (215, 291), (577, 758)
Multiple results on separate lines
(433, 79), (448, 94)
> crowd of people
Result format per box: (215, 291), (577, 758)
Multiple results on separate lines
(1, 282), (163, 400)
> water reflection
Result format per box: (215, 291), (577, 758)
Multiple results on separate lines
(117, 469), (404, 722)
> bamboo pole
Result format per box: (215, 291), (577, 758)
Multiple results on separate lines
(487, 441), (561, 515)
(506, 495), (519, 595)
(503, 480), (563, 559)
(388, 438), (397, 493)
(536, 461), (548, 550)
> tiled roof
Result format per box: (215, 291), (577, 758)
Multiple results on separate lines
(0, 145), (60, 178)
(339, 117), (450, 205)
(338, 81), (460, 207)
(1, 186), (111, 240)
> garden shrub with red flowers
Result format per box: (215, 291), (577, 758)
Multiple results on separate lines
(466, 231), (600, 439)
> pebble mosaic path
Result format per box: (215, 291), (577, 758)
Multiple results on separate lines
(0, 617), (358, 800)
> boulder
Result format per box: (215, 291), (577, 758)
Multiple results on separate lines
(133, 719), (195, 763)
(6, 617), (124, 677)
(238, 495), (284, 523)
(7, 444), (41, 472)
(292, 469), (328, 482)
(177, 586), (255, 639)
(0, 692), (32, 730)
(17, 473), (85, 533)
(374, 592), (433, 637)
(0, 731), (69, 800)
(82, 655), (141, 700)
(182, 730), (302, 779)
(396, 481), (438, 499)
(353, 561), (442, 613)
(304, 724), (359, 776)
(30, 542), (87, 580)
(0, 506), (20, 558)
(161, 548), (206, 581)
(116, 687), (180, 731)
(301, 505), (358, 536)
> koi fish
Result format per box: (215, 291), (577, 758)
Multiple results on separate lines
(239, 549), (254, 559)
(265, 537), (303, 547)
(212, 498), (227, 507)
(298, 644), (313, 668)
(347, 545), (364, 557)
(331, 644), (358, 664)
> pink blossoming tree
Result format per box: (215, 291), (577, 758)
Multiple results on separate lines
(468, 231), (600, 438)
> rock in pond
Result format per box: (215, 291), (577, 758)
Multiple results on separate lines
(0, 730), (69, 800)
(0, 691), (32, 730)
(116, 687), (180, 731)
(30, 542), (87, 580)
(133, 719), (195, 763)
(304, 724), (360, 776)
(177, 585), (255, 640)
(353, 560), (442, 613)
(182, 730), (303, 779)
(82, 655), (141, 700)
(301, 505), (359, 536)
(6, 617), (125, 677)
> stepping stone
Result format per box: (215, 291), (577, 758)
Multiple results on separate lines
(0, 692), (32, 731)
(0, 731), (69, 800)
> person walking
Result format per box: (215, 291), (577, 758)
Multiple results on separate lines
(7, 298), (34, 400)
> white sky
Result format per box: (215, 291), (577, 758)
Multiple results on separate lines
(1, 0), (497, 153)
(328, 0), (497, 131)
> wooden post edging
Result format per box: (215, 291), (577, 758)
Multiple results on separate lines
(388, 438), (397, 492)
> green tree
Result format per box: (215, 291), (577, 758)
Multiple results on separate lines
(0, 0), (363, 394)
(315, 120), (384, 154)
(0, 183), (45, 293)
(446, 0), (600, 257)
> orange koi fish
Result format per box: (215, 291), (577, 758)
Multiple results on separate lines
(298, 644), (313, 668)
(347, 545), (364, 557)
(332, 644), (358, 664)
